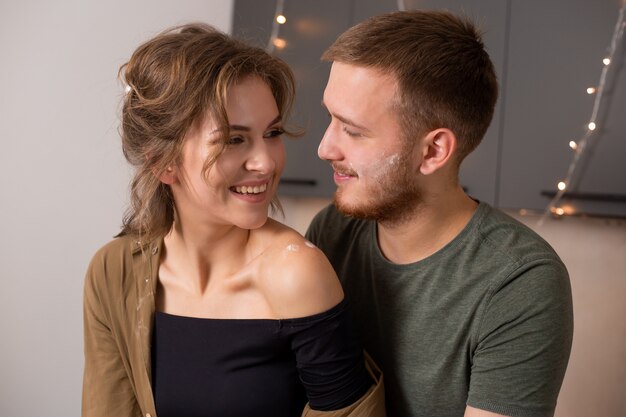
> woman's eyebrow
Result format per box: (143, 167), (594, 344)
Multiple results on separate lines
(210, 115), (283, 135)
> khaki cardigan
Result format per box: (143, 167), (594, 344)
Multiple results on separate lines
(82, 235), (385, 417)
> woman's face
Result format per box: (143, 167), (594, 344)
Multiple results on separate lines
(169, 76), (286, 231)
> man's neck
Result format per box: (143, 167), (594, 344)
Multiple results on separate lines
(376, 187), (478, 264)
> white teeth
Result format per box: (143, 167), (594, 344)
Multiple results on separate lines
(234, 183), (267, 194)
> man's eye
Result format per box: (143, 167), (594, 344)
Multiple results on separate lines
(343, 127), (362, 137)
(264, 128), (285, 138)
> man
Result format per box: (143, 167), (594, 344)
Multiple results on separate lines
(306, 10), (573, 417)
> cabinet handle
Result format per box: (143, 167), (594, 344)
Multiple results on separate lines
(541, 191), (626, 203)
(280, 178), (318, 187)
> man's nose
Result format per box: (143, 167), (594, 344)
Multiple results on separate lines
(318, 124), (341, 161)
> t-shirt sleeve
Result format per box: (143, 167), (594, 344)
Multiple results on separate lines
(467, 258), (573, 417)
(305, 205), (332, 247)
(283, 299), (373, 411)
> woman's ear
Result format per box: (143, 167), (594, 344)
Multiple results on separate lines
(158, 166), (178, 185)
(418, 128), (457, 175)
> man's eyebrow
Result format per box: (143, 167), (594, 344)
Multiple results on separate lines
(321, 101), (370, 133)
(209, 115), (282, 135)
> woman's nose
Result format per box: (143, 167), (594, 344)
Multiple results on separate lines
(245, 140), (278, 173)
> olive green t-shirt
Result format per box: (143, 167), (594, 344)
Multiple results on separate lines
(306, 202), (573, 417)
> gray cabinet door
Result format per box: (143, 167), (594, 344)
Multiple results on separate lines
(233, 0), (626, 217)
(499, 0), (626, 216)
(234, 0), (353, 197)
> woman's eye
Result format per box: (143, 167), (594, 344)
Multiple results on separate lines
(264, 128), (285, 139)
(227, 136), (245, 145)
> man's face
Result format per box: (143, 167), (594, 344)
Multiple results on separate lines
(319, 62), (422, 223)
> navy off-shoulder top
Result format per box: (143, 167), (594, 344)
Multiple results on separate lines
(151, 299), (372, 417)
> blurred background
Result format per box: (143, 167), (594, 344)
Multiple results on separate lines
(1, 1), (624, 416)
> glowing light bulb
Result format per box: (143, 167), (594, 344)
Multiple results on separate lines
(586, 87), (596, 94)
(569, 141), (578, 150)
(603, 57), (611, 65)
(588, 122), (597, 130)
(276, 15), (286, 24)
(554, 207), (565, 216)
(557, 181), (567, 191)
(273, 38), (286, 49)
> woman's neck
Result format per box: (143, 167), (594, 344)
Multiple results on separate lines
(161, 217), (253, 294)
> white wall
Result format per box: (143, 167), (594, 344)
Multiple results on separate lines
(278, 196), (626, 417)
(0, 1), (233, 416)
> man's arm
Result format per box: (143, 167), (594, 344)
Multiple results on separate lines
(466, 258), (573, 417)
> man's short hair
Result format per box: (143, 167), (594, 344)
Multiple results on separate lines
(322, 10), (499, 164)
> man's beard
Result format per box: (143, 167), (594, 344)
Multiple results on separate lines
(333, 149), (422, 226)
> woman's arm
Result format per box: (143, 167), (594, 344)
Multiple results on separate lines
(82, 256), (142, 417)
(302, 352), (386, 417)
(260, 232), (386, 416)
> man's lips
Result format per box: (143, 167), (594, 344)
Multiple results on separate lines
(332, 168), (357, 184)
(331, 163), (358, 179)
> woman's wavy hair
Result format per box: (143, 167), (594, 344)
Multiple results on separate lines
(117, 23), (296, 242)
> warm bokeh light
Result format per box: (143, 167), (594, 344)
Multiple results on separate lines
(276, 15), (286, 24)
(273, 38), (286, 49)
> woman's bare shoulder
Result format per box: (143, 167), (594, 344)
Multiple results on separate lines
(254, 219), (344, 319)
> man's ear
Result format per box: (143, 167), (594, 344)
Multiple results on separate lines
(418, 128), (457, 175)
(158, 166), (178, 185)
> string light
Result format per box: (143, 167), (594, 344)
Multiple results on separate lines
(540, 4), (626, 224)
(272, 38), (287, 49)
(266, 0), (286, 54)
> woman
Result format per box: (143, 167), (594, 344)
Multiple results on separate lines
(82, 24), (384, 417)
